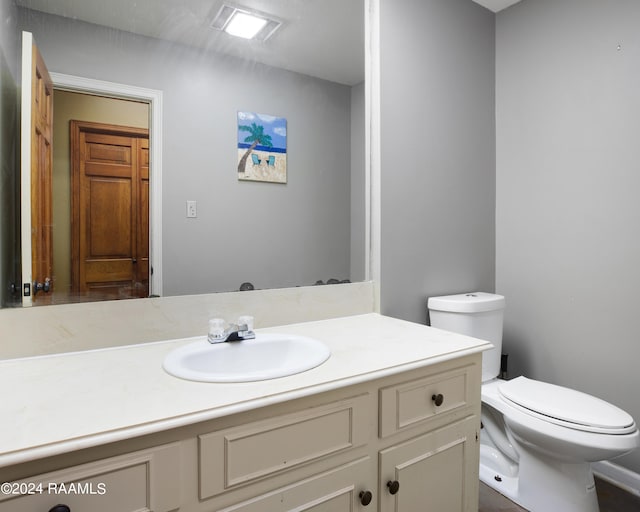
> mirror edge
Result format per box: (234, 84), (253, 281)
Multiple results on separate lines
(15, 0), (377, 308)
(365, 0), (381, 312)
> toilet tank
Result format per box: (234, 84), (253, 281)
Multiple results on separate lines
(428, 292), (505, 382)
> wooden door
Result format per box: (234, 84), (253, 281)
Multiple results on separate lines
(20, 32), (54, 306)
(71, 121), (149, 300)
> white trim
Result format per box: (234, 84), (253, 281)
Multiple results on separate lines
(48, 72), (164, 297)
(365, 0), (381, 312)
(20, 32), (33, 307)
(592, 461), (640, 498)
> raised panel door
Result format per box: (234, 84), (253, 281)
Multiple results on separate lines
(71, 121), (149, 300)
(379, 416), (479, 512)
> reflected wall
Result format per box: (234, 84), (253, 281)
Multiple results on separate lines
(18, 7), (364, 297)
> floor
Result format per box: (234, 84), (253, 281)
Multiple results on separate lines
(478, 477), (640, 512)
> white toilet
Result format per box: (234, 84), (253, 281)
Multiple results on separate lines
(428, 292), (639, 512)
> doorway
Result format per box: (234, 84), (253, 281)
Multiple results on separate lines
(20, 36), (163, 306)
(53, 91), (149, 302)
(49, 72), (164, 304)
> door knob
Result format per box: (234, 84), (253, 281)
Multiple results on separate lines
(33, 277), (51, 295)
(387, 480), (400, 495)
(432, 393), (444, 406)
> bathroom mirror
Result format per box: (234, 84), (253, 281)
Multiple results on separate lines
(5, 0), (367, 307)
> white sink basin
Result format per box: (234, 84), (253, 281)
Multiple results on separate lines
(163, 333), (331, 383)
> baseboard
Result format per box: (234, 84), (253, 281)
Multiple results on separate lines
(592, 461), (640, 498)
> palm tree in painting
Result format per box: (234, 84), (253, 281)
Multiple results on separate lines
(237, 122), (273, 173)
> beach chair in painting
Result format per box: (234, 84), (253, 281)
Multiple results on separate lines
(267, 155), (276, 166)
(251, 154), (261, 165)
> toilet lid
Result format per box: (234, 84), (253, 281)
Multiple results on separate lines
(498, 377), (636, 434)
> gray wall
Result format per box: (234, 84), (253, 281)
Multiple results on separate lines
(0, 0), (19, 307)
(496, 0), (640, 473)
(379, 0), (496, 323)
(19, 8), (356, 295)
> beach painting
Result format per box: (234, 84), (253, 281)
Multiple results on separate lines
(237, 111), (287, 183)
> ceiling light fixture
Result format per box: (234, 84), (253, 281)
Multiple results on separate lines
(211, 4), (282, 42)
(224, 11), (267, 39)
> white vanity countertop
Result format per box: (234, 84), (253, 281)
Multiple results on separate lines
(0, 313), (491, 468)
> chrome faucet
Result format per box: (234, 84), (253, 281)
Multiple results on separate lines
(208, 316), (255, 344)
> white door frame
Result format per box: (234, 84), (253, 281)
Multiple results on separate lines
(40, 71), (163, 301)
(20, 31), (35, 307)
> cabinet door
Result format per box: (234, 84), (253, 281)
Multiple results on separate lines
(379, 416), (479, 512)
(216, 457), (374, 512)
(0, 443), (180, 512)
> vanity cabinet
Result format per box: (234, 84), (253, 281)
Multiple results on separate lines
(196, 354), (481, 512)
(0, 354), (481, 512)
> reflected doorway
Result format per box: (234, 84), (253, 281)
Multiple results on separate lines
(52, 90), (150, 303)
(20, 41), (163, 307)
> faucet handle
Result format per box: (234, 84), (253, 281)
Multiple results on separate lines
(237, 315), (254, 332)
(208, 318), (226, 341)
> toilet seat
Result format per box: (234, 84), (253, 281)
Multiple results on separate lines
(498, 377), (636, 435)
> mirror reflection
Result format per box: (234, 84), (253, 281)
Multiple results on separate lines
(0, 0), (366, 307)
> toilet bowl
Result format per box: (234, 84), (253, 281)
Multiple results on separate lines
(481, 377), (638, 512)
(428, 292), (640, 512)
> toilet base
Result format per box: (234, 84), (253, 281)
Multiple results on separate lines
(479, 446), (600, 512)
(479, 460), (518, 503)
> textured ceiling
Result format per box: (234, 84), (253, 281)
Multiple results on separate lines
(16, 0), (365, 86)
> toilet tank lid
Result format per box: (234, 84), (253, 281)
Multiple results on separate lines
(428, 292), (505, 313)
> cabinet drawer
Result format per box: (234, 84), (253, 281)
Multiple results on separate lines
(379, 365), (473, 437)
(200, 394), (371, 500)
(216, 457), (371, 512)
(0, 443), (180, 512)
